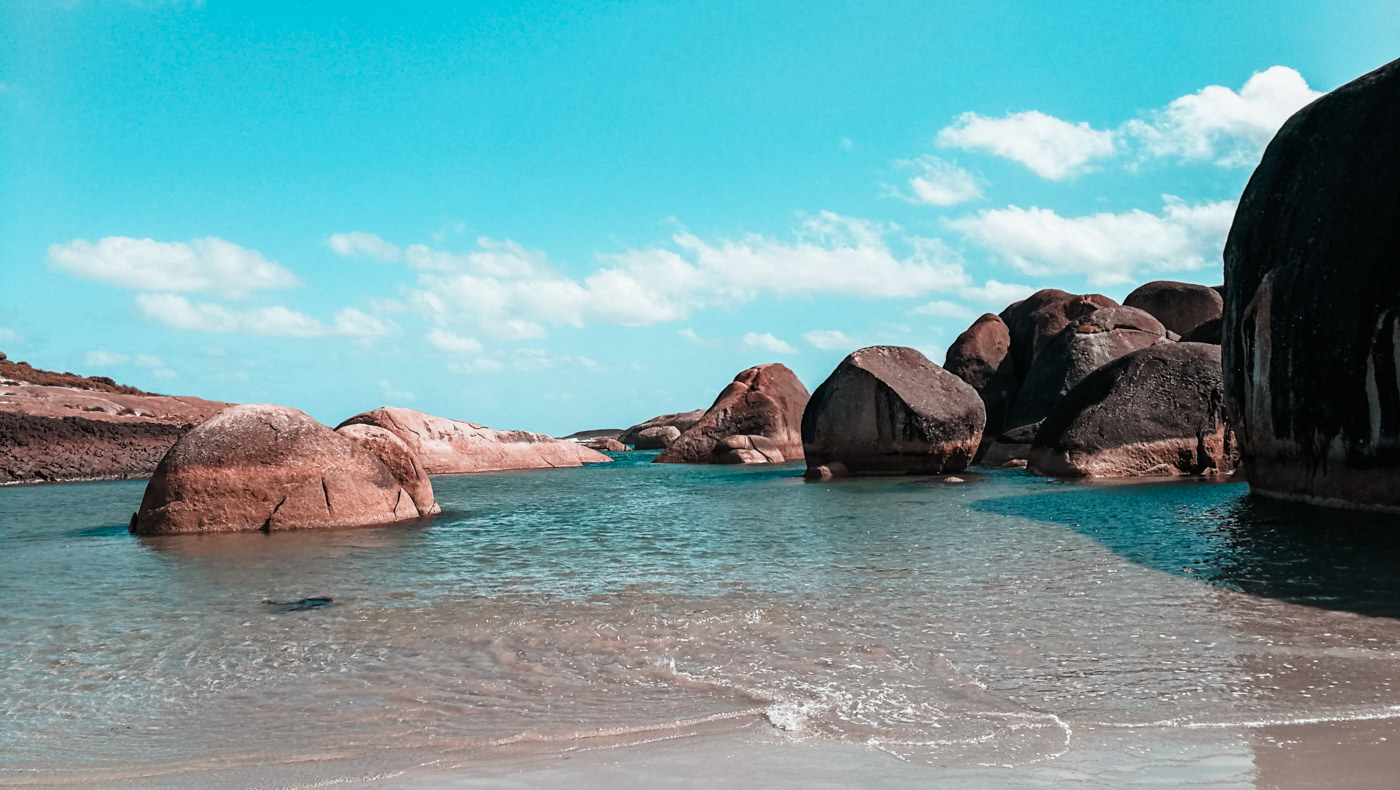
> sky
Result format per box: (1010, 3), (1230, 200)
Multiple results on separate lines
(2, 1), (1397, 436)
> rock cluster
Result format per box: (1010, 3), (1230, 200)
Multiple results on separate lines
(1223, 56), (1400, 513)
(656, 364), (809, 464)
(618, 410), (705, 449)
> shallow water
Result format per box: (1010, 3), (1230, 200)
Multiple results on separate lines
(4, 453), (1400, 787)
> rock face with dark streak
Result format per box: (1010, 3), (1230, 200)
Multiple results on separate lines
(943, 313), (1015, 440)
(999, 289), (1119, 379)
(656, 364), (809, 464)
(1123, 280), (1224, 337)
(132, 404), (428, 535)
(618, 410), (705, 448)
(802, 346), (985, 476)
(336, 423), (439, 516)
(985, 306), (1167, 463)
(1029, 343), (1236, 478)
(1223, 57), (1400, 514)
(339, 407), (610, 474)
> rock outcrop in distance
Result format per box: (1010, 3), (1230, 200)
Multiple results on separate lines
(803, 346), (984, 477)
(1224, 56), (1400, 514)
(618, 410), (705, 449)
(0, 355), (228, 485)
(656, 364), (809, 464)
(1029, 342), (1236, 478)
(585, 437), (630, 453)
(338, 407), (610, 474)
(131, 404), (433, 535)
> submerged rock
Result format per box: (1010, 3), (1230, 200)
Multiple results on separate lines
(802, 346), (984, 476)
(338, 407), (610, 474)
(1029, 343), (1236, 478)
(656, 364), (809, 464)
(131, 404), (427, 535)
(1224, 57), (1400, 514)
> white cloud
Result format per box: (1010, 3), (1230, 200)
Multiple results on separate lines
(85, 350), (129, 367)
(891, 155), (984, 206)
(84, 350), (175, 378)
(912, 300), (976, 320)
(957, 280), (1038, 306)
(49, 237), (298, 297)
(742, 332), (799, 355)
(937, 110), (1117, 180)
(425, 328), (484, 355)
(948, 197), (1236, 287)
(135, 294), (390, 338)
(1123, 66), (1321, 167)
(328, 232), (402, 262)
(803, 329), (860, 351)
(0, 327), (18, 344)
(402, 213), (970, 338)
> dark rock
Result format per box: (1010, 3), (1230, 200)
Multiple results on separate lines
(657, 364), (810, 464)
(618, 410), (706, 447)
(132, 404), (427, 535)
(265, 597), (334, 613)
(944, 313), (1016, 439)
(1123, 280), (1224, 336)
(634, 425), (681, 449)
(711, 434), (786, 464)
(1029, 342), (1236, 477)
(802, 346), (984, 475)
(999, 289), (1118, 379)
(1180, 317), (1222, 345)
(987, 306), (1167, 462)
(1223, 57), (1400, 514)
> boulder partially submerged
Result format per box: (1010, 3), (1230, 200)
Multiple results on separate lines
(336, 423), (439, 516)
(618, 410), (705, 448)
(656, 364), (809, 464)
(131, 404), (430, 535)
(1223, 57), (1400, 514)
(802, 346), (984, 477)
(711, 434), (786, 464)
(338, 407), (610, 474)
(1029, 343), (1236, 478)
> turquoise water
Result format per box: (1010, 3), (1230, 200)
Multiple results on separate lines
(4, 453), (1400, 786)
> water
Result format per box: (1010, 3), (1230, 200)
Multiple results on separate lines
(4, 453), (1400, 787)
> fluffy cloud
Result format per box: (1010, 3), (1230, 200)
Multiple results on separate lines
(135, 294), (391, 337)
(911, 300), (976, 320)
(802, 329), (860, 351)
(948, 198), (1235, 287)
(891, 156), (983, 206)
(49, 237), (298, 297)
(956, 279), (1039, 306)
(1123, 66), (1322, 166)
(425, 328), (484, 355)
(328, 232), (402, 262)
(402, 212), (970, 338)
(937, 110), (1117, 180)
(742, 332), (798, 354)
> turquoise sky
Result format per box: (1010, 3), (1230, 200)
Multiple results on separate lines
(3, 1), (1396, 435)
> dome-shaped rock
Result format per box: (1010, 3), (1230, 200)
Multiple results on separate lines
(944, 313), (1016, 440)
(338, 407), (609, 474)
(1029, 342), (1236, 478)
(802, 346), (985, 476)
(711, 434), (786, 464)
(656, 364), (809, 464)
(1000, 289), (1118, 378)
(634, 425), (682, 449)
(1123, 280), (1224, 337)
(336, 423), (439, 515)
(1224, 57), (1400, 514)
(131, 404), (427, 535)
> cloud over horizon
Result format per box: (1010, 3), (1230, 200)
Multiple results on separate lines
(49, 237), (299, 297)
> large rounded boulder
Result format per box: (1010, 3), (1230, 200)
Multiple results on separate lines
(985, 306), (1167, 463)
(131, 404), (429, 535)
(1123, 280), (1224, 337)
(802, 346), (985, 476)
(944, 313), (1016, 440)
(1223, 58), (1400, 513)
(336, 423), (439, 516)
(999, 289), (1118, 378)
(1028, 343), (1236, 478)
(656, 364), (809, 464)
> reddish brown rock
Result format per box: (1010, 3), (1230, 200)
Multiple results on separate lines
(618, 410), (705, 448)
(999, 289), (1118, 378)
(1123, 280), (1224, 337)
(336, 423), (439, 515)
(711, 434), (786, 464)
(585, 437), (630, 453)
(131, 404), (427, 535)
(1224, 57), (1400, 514)
(635, 425), (682, 449)
(338, 407), (610, 474)
(944, 313), (1016, 440)
(985, 306), (1167, 464)
(656, 364), (810, 464)
(802, 346), (984, 476)
(1029, 342), (1236, 478)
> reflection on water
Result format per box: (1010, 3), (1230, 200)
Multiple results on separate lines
(4, 464), (1400, 787)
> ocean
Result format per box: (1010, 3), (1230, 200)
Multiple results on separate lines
(4, 451), (1400, 788)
